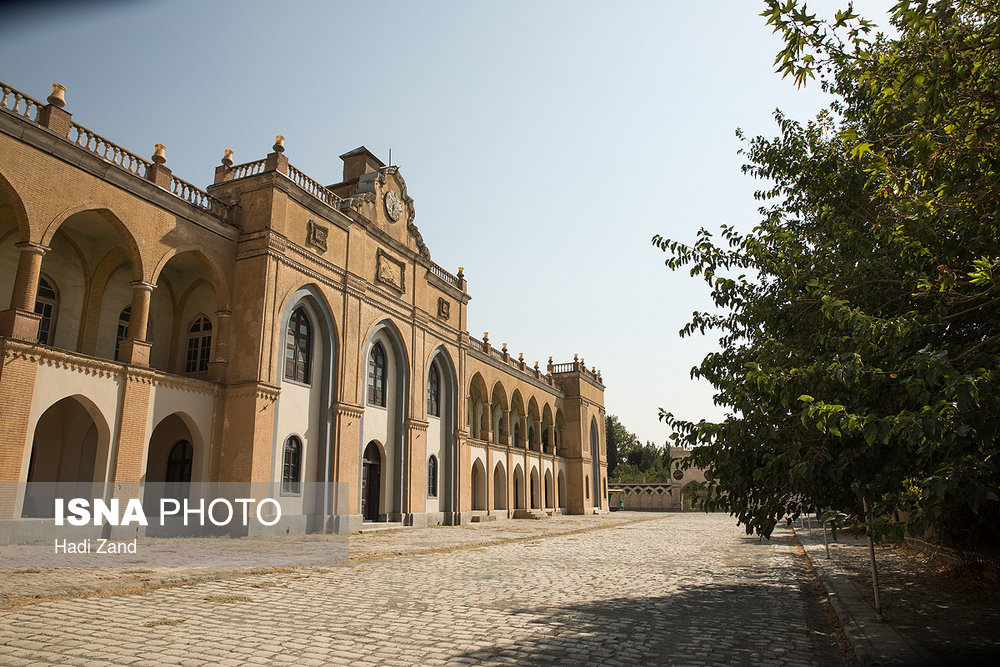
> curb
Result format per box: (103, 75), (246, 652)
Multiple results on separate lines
(794, 527), (935, 666)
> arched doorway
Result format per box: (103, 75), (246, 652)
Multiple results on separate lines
(22, 396), (108, 517)
(544, 470), (554, 509)
(362, 442), (382, 521)
(513, 464), (525, 510)
(471, 459), (487, 511)
(558, 471), (567, 508)
(590, 418), (602, 508)
(530, 467), (540, 509)
(493, 462), (507, 510)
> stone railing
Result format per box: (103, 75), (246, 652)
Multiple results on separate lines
(1, 79), (232, 224)
(468, 335), (485, 352)
(170, 174), (229, 218)
(287, 164), (341, 208)
(0, 82), (42, 122)
(550, 359), (603, 384)
(70, 122), (152, 178)
(428, 261), (460, 288)
(230, 158), (267, 180)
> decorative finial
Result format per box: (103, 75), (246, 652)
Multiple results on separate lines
(502, 343), (507, 352)
(457, 267), (465, 279)
(47, 83), (66, 108)
(273, 135), (285, 153)
(483, 331), (489, 343)
(221, 149), (234, 167)
(534, 361), (539, 370)
(574, 353), (578, 361)
(548, 356), (553, 363)
(518, 352), (524, 362)
(152, 144), (166, 165)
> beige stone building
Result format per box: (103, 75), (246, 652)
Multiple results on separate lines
(0, 80), (609, 535)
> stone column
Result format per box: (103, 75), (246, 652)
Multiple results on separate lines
(117, 281), (154, 366)
(207, 310), (232, 381)
(0, 242), (47, 340)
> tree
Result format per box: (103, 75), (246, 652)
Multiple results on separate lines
(605, 414), (635, 475)
(655, 1), (1000, 547)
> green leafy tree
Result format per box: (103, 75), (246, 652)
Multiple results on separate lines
(656, 1), (1000, 547)
(605, 414), (636, 475)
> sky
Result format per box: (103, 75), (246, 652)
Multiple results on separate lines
(0, 0), (895, 446)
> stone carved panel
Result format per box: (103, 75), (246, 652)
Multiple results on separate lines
(437, 297), (450, 320)
(376, 248), (405, 293)
(306, 220), (328, 253)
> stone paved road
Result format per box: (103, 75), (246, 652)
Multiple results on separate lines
(0, 513), (846, 666)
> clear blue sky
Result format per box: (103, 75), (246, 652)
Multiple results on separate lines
(1, 0), (893, 446)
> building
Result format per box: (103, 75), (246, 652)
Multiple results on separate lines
(609, 448), (711, 511)
(0, 80), (609, 537)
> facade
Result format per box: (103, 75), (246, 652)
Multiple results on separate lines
(609, 449), (711, 511)
(0, 80), (608, 536)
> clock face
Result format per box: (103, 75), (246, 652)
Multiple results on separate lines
(384, 190), (403, 222)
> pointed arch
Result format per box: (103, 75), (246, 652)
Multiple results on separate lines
(41, 206), (144, 281)
(150, 245), (230, 312)
(0, 167), (31, 245)
(427, 345), (457, 518)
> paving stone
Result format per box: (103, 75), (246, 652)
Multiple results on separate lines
(0, 514), (846, 665)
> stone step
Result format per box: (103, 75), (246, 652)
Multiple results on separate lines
(357, 521), (407, 534)
(471, 514), (497, 523)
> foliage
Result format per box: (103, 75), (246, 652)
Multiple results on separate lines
(605, 414), (635, 475)
(655, 1), (1000, 546)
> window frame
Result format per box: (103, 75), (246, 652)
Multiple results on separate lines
(284, 307), (312, 385)
(427, 362), (440, 417)
(185, 315), (213, 374)
(34, 275), (58, 346)
(427, 454), (438, 498)
(368, 341), (387, 407)
(282, 436), (302, 495)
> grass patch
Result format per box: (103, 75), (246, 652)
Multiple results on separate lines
(143, 619), (185, 627)
(204, 594), (252, 603)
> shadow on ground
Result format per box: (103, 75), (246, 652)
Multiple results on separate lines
(455, 579), (845, 666)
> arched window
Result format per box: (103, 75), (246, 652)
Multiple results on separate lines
(528, 426), (535, 450)
(427, 363), (440, 417)
(542, 429), (550, 452)
(368, 341), (387, 407)
(513, 421), (521, 448)
(284, 307), (312, 383)
(166, 440), (193, 499)
(115, 305), (153, 360)
(427, 455), (438, 498)
(185, 315), (213, 374)
(585, 476), (590, 499)
(34, 276), (58, 345)
(282, 436), (301, 494)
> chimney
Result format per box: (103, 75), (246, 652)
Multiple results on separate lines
(340, 146), (385, 183)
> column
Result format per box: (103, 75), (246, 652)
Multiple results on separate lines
(207, 310), (232, 381)
(0, 242), (47, 340)
(118, 281), (154, 365)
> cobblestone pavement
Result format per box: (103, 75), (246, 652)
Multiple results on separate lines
(0, 512), (649, 606)
(0, 513), (846, 666)
(797, 526), (1000, 663)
